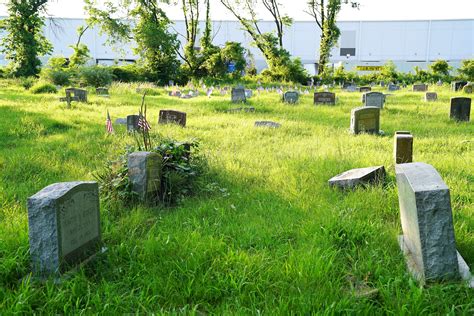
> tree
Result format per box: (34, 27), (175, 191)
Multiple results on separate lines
(458, 59), (474, 81)
(306, 0), (359, 74)
(0, 0), (53, 77)
(429, 60), (450, 77)
(69, 25), (91, 67)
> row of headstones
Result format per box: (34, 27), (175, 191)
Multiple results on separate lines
(328, 133), (473, 287)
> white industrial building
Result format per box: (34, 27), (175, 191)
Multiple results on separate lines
(1, 18), (473, 74)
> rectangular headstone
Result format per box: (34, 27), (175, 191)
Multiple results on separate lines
(314, 92), (336, 105)
(283, 91), (299, 104)
(364, 92), (385, 109)
(128, 152), (162, 202)
(394, 132), (413, 164)
(231, 88), (246, 103)
(396, 162), (460, 283)
(350, 106), (380, 135)
(413, 84), (428, 92)
(96, 87), (109, 96)
(359, 86), (371, 93)
(28, 182), (101, 278)
(329, 166), (386, 190)
(345, 85), (358, 92)
(449, 97), (471, 122)
(244, 89), (253, 98)
(158, 110), (187, 127)
(127, 115), (140, 132)
(424, 92), (438, 102)
(451, 81), (467, 92)
(388, 84), (400, 91)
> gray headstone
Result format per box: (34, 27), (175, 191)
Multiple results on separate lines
(345, 85), (358, 92)
(283, 91), (299, 104)
(396, 162), (460, 283)
(449, 97), (471, 121)
(231, 88), (246, 103)
(359, 86), (371, 93)
(388, 84), (400, 91)
(424, 92), (438, 102)
(115, 118), (127, 125)
(413, 84), (428, 92)
(96, 87), (109, 96)
(244, 89), (253, 98)
(127, 115), (140, 132)
(128, 152), (162, 202)
(65, 88), (87, 102)
(394, 131), (413, 164)
(451, 81), (467, 92)
(314, 92), (336, 105)
(350, 106), (380, 135)
(328, 166), (386, 190)
(364, 92), (385, 109)
(158, 110), (187, 127)
(254, 121), (281, 128)
(27, 181), (101, 278)
(463, 83), (473, 94)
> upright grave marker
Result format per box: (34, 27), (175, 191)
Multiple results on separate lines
(359, 86), (371, 93)
(394, 131), (413, 164)
(159, 110), (187, 127)
(350, 106), (380, 135)
(388, 84), (400, 91)
(424, 92), (438, 102)
(364, 92), (385, 109)
(231, 87), (246, 103)
(283, 91), (299, 104)
(96, 87), (109, 96)
(127, 115), (140, 132)
(449, 97), (471, 121)
(396, 162), (467, 283)
(128, 152), (162, 202)
(27, 182), (102, 278)
(451, 81), (467, 92)
(463, 83), (473, 94)
(314, 92), (336, 105)
(413, 84), (428, 92)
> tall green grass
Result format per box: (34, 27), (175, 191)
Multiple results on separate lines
(0, 82), (473, 313)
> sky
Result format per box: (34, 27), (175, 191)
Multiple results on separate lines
(0, 0), (473, 21)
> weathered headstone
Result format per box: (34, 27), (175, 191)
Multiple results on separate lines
(364, 92), (385, 109)
(231, 88), (246, 103)
(27, 181), (101, 278)
(463, 82), (473, 94)
(65, 88), (87, 102)
(328, 166), (386, 190)
(350, 106), (380, 135)
(314, 92), (336, 105)
(359, 86), (371, 93)
(127, 115), (140, 132)
(158, 110), (187, 127)
(96, 87), (109, 96)
(115, 118), (127, 125)
(451, 81), (467, 92)
(388, 84), (400, 91)
(424, 92), (438, 102)
(59, 90), (79, 107)
(283, 91), (299, 104)
(345, 85), (358, 92)
(449, 97), (471, 121)
(413, 84), (428, 92)
(244, 89), (253, 98)
(128, 152), (162, 202)
(394, 131), (413, 164)
(254, 121), (281, 128)
(396, 162), (464, 283)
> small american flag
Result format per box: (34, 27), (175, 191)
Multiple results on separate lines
(106, 110), (114, 134)
(138, 111), (151, 131)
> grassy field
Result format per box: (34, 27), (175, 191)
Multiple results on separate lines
(0, 80), (473, 314)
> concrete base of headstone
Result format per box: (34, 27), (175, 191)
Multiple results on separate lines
(328, 166), (386, 190)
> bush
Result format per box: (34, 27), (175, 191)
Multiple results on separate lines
(110, 64), (147, 82)
(41, 69), (71, 86)
(78, 66), (113, 87)
(458, 59), (474, 81)
(429, 60), (451, 76)
(20, 76), (36, 90)
(30, 82), (58, 94)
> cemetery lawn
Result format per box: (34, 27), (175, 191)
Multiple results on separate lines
(0, 80), (473, 314)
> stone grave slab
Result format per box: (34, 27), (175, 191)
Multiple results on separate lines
(345, 85), (358, 92)
(127, 115), (140, 132)
(394, 131), (413, 164)
(463, 83), (473, 94)
(451, 81), (467, 92)
(359, 86), (371, 93)
(159, 110), (187, 127)
(328, 166), (386, 190)
(231, 88), (246, 103)
(350, 106), (380, 135)
(395, 162), (465, 283)
(225, 107), (256, 113)
(424, 92), (438, 102)
(314, 92), (336, 105)
(115, 118), (127, 125)
(283, 91), (299, 104)
(27, 181), (101, 278)
(254, 121), (281, 128)
(96, 87), (109, 96)
(413, 84), (428, 92)
(449, 97), (471, 121)
(364, 92), (385, 109)
(128, 152), (162, 202)
(388, 84), (400, 91)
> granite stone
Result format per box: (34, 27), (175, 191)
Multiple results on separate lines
(328, 166), (386, 190)
(128, 152), (162, 202)
(350, 106), (380, 135)
(158, 110), (187, 127)
(314, 92), (336, 105)
(449, 97), (471, 121)
(394, 132), (413, 164)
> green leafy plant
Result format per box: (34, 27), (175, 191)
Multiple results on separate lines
(458, 59), (474, 81)
(78, 66), (113, 87)
(30, 82), (58, 94)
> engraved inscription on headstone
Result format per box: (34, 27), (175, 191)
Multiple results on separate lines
(449, 97), (471, 121)
(314, 92), (336, 105)
(364, 92), (385, 109)
(158, 110), (187, 127)
(350, 106), (380, 135)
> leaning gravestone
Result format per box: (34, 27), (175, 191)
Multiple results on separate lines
(365, 92), (385, 109)
(159, 110), (187, 127)
(128, 152), (161, 202)
(359, 86), (371, 93)
(413, 84), (428, 92)
(350, 106), (380, 135)
(424, 92), (438, 102)
(27, 181), (102, 278)
(314, 92), (336, 105)
(450, 97), (471, 121)
(451, 81), (467, 92)
(396, 162), (467, 284)
(231, 87), (246, 103)
(127, 115), (140, 132)
(255, 121), (281, 128)
(328, 166), (385, 190)
(283, 91), (299, 104)
(394, 131), (413, 164)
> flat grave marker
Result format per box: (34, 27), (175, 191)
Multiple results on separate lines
(255, 121), (281, 128)
(329, 166), (386, 190)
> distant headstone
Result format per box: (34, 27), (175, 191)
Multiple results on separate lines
(396, 162), (463, 283)
(350, 106), (380, 135)
(345, 85), (358, 92)
(283, 91), (299, 104)
(394, 131), (413, 164)
(380, 81), (386, 87)
(424, 92), (438, 102)
(314, 92), (336, 105)
(364, 92), (385, 109)
(65, 88), (87, 102)
(451, 81), (467, 92)
(225, 107), (256, 113)
(244, 89), (253, 98)
(158, 110), (187, 127)
(169, 90), (182, 97)
(388, 84), (400, 91)
(231, 88), (246, 103)
(128, 152), (161, 202)
(254, 121), (281, 128)
(115, 118), (127, 125)
(463, 82), (473, 94)
(359, 86), (371, 93)
(28, 181), (101, 278)
(413, 84), (428, 92)
(127, 115), (140, 132)
(96, 87), (109, 96)
(449, 97), (471, 121)
(328, 166), (386, 190)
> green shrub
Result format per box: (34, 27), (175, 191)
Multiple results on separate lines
(429, 60), (451, 76)
(458, 59), (474, 81)
(30, 82), (58, 94)
(110, 64), (146, 82)
(41, 68), (71, 86)
(78, 66), (113, 87)
(19, 76), (36, 90)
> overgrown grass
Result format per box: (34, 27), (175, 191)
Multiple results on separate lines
(0, 81), (473, 313)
